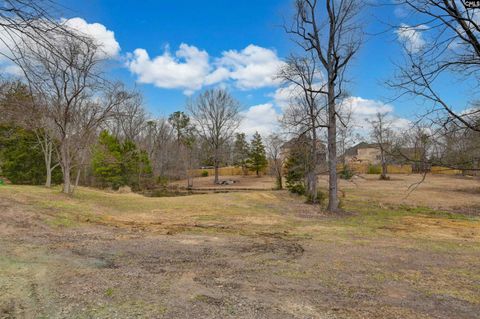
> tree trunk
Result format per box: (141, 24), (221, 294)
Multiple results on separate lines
(307, 117), (319, 204)
(306, 171), (317, 203)
(62, 165), (71, 194)
(70, 168), (81, 195)
(327, 93), (339, 211)
(277, 174), (283, 190)
(45, 168), (52, 188)
(37, 132), (55, 188)
(61, 143), (72, 194)
(187, 150), (193, 189)
(44, 143), (52, 187)
(380, 151), (388, 180)
(214, 164), (219, 184)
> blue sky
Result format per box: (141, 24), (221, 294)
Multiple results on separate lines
(52, 0), (469, 135)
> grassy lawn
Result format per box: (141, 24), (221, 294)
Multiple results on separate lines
(0, 181), (479, 318)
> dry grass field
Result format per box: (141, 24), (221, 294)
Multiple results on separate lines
(1, 174), (479, 318)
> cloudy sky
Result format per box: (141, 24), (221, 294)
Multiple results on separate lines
(15, 0), (470, 136)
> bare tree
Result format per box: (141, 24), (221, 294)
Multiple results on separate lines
(0, 1), (83, 77)
(389, 1), (480, 171)
(279, 54), (327, 203)
(141, 118), (175, 178)
(287, 0), (363, 211)
(188, 89), (241, 184)
(369, 112), (394, 180)
(266, 133), (285, 189)
(168, 111), (197, 187)
(107, 90), (147, 143)
(0, 80), (61, 187)
(18, 32), (129, 194)
(337, 101), (357, 166)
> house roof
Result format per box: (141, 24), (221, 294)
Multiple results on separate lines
(344, 142), (378, 156)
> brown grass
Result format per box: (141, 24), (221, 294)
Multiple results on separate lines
(0, 175), (479, 318)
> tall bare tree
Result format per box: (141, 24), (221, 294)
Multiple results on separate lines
(0, 81), (60, 187)
(389, 1), (480, 170)
(0, 1), (81, 76)
(369, 112), (394, 180)
(18, 32), (129, 194)
(279, 54), (327, 203)
(265, 133), (285, 190)
(188, 89), (241, 184)
(109, 91), (147, 142)
(287, 0), (363, 211)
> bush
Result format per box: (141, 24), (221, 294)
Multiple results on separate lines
(340, 165), (354, 180)
(367, 164), (381, 174)
(201, 170), (209, 177)
(306, 189), (326, 205)
(288, 183), (305, 195)
(157, 176), (169, 189)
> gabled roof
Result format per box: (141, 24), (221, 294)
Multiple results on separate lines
(344, 142), (379, 156)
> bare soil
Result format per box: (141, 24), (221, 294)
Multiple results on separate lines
(0, 176), (479, 318)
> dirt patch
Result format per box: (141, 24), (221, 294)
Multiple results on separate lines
(1, 185), (480, 318)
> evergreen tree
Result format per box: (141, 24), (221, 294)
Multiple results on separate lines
(168, 111), (190, 145)
(284, 148), (307, 195)
(0, 125), (62, 185)
(233, 133), (249, 175)
(92, 130), (123, 189)
(247, 132), (268, 176)
(92, 131), (153, 190)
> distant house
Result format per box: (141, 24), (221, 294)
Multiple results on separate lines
(390, 147), (430, 172)
(344, 142), (382, 165)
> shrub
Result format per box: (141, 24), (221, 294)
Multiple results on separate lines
(307, 189), (326, 205)
(340, 165), (354, 180)
(157, 176), (169, 190)
(288, 183), (305, 195)
(201, 170), (209, 177)
(367, 164), (381, 174)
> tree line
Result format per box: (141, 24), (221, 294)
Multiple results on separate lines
(1, 0), (480, 212)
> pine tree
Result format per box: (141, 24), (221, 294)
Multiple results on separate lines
(247, 132), (268, 176)
(284, 147), (307, 195)
(92, 130), (123, 189)
(233, 133), (249, 175)
(92, 131), (153, 190)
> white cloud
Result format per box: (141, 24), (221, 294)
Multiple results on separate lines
(239, 103), (281, 136)
(126, 44), (211, 95)
(270, 80), (327, 112)
(0, 17), (119, 75)
(217, 45), (285, 90)
(61, 17), (121, 58)
(126, 43), (284, 94)
(395, 23), (426, 53)
(342, 96), (411, 133)
(271, 84), (304, 111)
